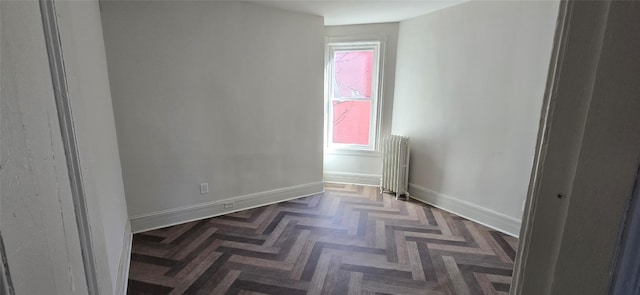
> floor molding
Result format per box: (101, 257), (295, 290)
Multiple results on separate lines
(130, 181), (324, 233)
(409, 183), (521, 237)
(323, 172), (380, 186)
(115, 221), (132, 295)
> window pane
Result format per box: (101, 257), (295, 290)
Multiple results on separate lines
(333, 50), (373, 99)
(332, 100), (371, 145)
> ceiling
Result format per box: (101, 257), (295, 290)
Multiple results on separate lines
(251, 1), (468, 26)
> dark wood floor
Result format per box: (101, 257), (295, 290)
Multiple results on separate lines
(127, 184), (518, 295)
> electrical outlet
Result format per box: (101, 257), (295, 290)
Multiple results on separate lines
(223, 202), (234, 209)
(200, 183), (209, 194)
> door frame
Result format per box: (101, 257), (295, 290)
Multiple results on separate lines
(513, 0), (640, 293)
(0, 236), (14, 295)
(510, 0), (572, 292)
(38, 0), (99, 293)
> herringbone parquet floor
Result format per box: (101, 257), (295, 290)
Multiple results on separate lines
(128, 184), (518, 295)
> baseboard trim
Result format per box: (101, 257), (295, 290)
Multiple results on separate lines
(323, 172), (380, 186)
(130, 181), (324, 233)
(115, 221), (132, 295)
(408, 183), (521, 237)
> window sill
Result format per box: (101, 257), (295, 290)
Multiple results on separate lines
(324, 149), (382, 158)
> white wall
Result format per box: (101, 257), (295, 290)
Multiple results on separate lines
(393, 1), (558, 234)
(323, 23), (398, 185)
(1, 1), (88, 293)
(100, 1), (325, 232)
(55, 0), (131, 292)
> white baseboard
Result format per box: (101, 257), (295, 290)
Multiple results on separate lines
(323, 172), (380, 186)
(408, 183), (521, 237)
(130, 181), (324, 233)
(115, 221), (132, 295)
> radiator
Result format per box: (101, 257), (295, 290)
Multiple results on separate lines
(380, 135), (410, 199)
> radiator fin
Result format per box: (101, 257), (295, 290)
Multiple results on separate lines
(381, 135), (410, 198)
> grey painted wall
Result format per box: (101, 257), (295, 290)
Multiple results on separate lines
(100, 2), (324, 219)
(323, 23), (399, 181)
(55, 0), (131, 292)
(392, 1), (559, 221)
(1, 1), (88, 293)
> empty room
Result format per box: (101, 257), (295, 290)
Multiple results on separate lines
(3, 0), (640, 294)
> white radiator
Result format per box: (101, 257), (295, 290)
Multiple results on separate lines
(381, 135), (410, 199)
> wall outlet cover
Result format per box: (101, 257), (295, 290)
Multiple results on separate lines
(200, 183), (209, 194)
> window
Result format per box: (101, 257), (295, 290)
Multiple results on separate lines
(325, 41), (381, 151)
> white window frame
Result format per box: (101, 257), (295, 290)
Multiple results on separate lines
(325, 40), (382, 152)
